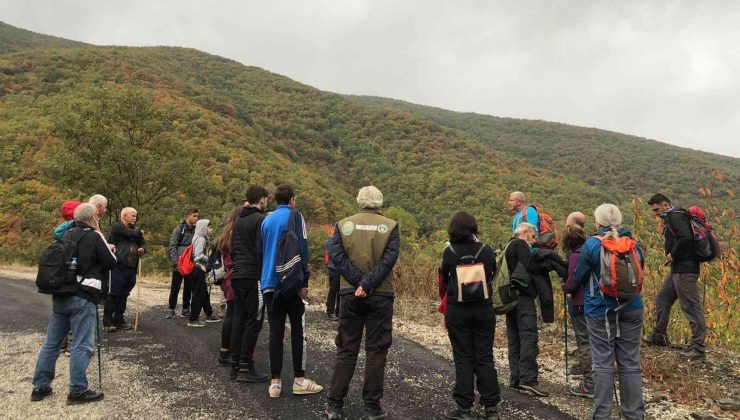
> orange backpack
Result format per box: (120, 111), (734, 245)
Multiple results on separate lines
(521, 205), (559, 249)
(177, 244), (195, 276)
(591, 235), (643, 302)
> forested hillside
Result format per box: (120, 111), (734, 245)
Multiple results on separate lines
(0, 22), (736, 271)
(348, 95), (739, 211)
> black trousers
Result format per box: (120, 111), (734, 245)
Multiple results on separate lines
(265, 292), (305, 379)
(168, 270), (192, 311)
(447, 302), (502, 409)
(221, 301), (234, 350)
(328, 295), (393, 410)
(505, 294), (539, 386)
(103, 294), (129, 327)
(188, 268), (209, 321)
(326, 269), (341, 316)
(230, 278), (265, 367)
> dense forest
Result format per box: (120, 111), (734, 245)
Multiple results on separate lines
(0, 22), (737, 273)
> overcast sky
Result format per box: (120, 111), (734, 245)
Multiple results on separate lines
(3, 0), (739, 157)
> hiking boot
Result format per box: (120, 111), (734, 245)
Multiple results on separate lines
(103, 325), (117, 333)
(643, 335), (671, 347)
(293, 378), (323, 395)
(229, 366), (239, 381)
(680, 348), (706, 360)
(117, 322), (133, 331)
(568, 363), (590, 376)
(67, 389), (104, 405)
(325, 406), (345, 420)
(364, 406), (387, 420)
(520, 383), (549, 397)
(569, 381), (594, 399)
(268, 383), (282, 398)
(180, 309), (190, 318)
(165, 309), (176, 319)
(484, 407), (499, 420)
(30, 387), (52, 401)
(444, 407), (474, 419)
(205, 315), (221, 323)
(327, 314), (339, 321)
(187, 320), (206, 327)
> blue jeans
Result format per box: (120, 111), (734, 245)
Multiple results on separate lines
(33, 296), (97, 394)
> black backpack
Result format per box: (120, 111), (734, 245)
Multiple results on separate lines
(275, 210), (304, 297)
(36, 227), (92, 296)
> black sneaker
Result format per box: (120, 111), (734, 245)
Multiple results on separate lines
(484, 407), (499, 420)
(180, 309), (190, 318)
(30, 387), (52, 401)
(205, 315), (221, 323)
(444, 407), (473, 419)
(229, 366), (239, 381)
(67, 389), (104, 405)
(643, 335), (671, 347)
(680, 348), (706, 360)
(187, 320), (206, 327)
(236, 367), (269, 383)
(325, 406), (344, 420)
(364, 407), (387, 420)
(520, 383), (550, 397)
(165, 310), (176, 319)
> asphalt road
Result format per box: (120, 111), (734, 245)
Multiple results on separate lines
(1, 276), (574, 419)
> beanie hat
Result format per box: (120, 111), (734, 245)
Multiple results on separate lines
(60, 200), (82, 221)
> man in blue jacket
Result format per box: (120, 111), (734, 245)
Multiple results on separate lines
(260, 184), (323, 398)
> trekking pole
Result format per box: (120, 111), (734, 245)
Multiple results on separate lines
(134, 259), (142, 332)
(564, 293), (569, 385)
(96, 304), (103, 390)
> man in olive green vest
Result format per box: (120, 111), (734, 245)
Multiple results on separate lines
(324, 186), (400, 420)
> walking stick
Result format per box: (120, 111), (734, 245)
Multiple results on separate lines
(564, 293), (569, 385)
(134, 259), (142, 331)
(96, 304), (103, 390)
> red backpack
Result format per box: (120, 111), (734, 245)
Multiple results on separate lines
(177, 244), (195, 276)
(521, 205), (559, 249)
(686, 206), (720, 262)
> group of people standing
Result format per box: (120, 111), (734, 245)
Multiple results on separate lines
(29, 186), (709, 420)
(438, 191), (708, 420)
(165, 184), (399, 420)
(31, 194), (147, 404)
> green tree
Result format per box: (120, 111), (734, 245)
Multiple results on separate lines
(42, 85), (199, 223)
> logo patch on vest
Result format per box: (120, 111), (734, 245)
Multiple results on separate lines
(342, 222), (355, 236)
(377, 224), (389, 233)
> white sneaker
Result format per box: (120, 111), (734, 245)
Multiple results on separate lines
(268, 383), (281, 398)
(293, 378), (323, 395)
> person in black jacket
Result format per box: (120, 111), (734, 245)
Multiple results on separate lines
(31, 203), (117, 404)
(505, 222), (566, 398)
(166, 209), (198, 319)
(104, 207), (147, 332)
(229, 186), (270, 382)
(441, 212), (501, 420)
(646, 193), (706, 360)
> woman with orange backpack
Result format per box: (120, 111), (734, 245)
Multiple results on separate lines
(574, 204), (645, 420)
